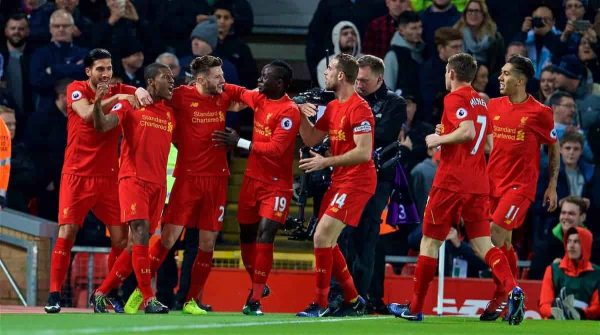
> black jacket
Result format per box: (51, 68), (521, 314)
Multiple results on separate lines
(0, 42), (34, 133)
(363, 83), (405, 181)
(215, 35), (258, 89)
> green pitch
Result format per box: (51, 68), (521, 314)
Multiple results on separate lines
(1, 313), (597, 335)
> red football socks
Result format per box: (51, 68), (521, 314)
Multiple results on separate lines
(97, 250), (132, 295)
(314, 247), (334, 308)
(485, 247), (517, 294)
(148, 237), (170, 276)
(502, 245), (519, 279)
(251, 243), (274, 302)
(410, 255), (438, 313)
(107, 246), (124, 271)
(240, 242), (256, 281)
(49, 237), (74, 293)
(332, 245), (358, 302)
(186, 250), (213, 301)
(132, 245), (153, 302)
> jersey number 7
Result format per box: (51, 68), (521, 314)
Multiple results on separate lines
(470, 115), (487, 155)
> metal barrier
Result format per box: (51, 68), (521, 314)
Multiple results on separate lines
(0, 233), (38, 306)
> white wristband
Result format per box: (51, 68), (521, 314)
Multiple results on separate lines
(237, 138), (251, 150)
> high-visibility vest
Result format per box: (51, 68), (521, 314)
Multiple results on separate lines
(0, 117), (11, 201)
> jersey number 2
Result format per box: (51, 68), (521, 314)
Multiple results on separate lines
(470, 115), (487, 155)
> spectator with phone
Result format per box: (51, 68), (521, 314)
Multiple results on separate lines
(515, 5), (562, 79)
(558, 0), (597, 60)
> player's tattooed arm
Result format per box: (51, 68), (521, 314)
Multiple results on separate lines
(544, 142), (560, 212)
(92, 82), (119, 133)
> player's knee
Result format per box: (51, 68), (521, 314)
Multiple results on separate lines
(58, 224), (79, 241)
(239, 224), (258, 244)
(313, 230), (331, 248)
(420, 236), (442, 258)
(129, 220), (149, 244)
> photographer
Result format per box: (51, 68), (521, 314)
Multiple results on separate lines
(515, 5), (563, 79)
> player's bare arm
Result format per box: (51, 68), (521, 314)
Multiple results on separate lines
(299, 132), (371, 173)
(425, 120), (475, 149)
(485, 134), (493, 154)
(298, 103), (326, 146)
(92, 82), (120, 133)
(544, 142), (560, 212)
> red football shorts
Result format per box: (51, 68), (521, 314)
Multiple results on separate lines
(119, 177), (166, 234)
(489, 189), (532, 231)
(318, 185), (373, 228)
(58, 174), (121, 226)
(237, 177), (291, 225)
(422, 186), (490, 241)
(163, 176), (228, 231)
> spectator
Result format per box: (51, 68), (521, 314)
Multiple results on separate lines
(453, 0), (504, 74)
(0, 105), (36, 213)
(25, 0), (56, 49)
(93, 0), (152, 61)
(558, 131), (595, 197)
(419, 0), (460, 57)
(317, 21), (362, 88)
(410, 146), (439, 215)
(419, 27), (462, 121)
(118, 40), (145, 87)
(558, 0), (598, 60)
(401, 95), (435, 173)
(443, 226), (489, 278)
(486, 41), (540, 97)
(363, 0), (413, 58)
(212, 0), (254, 38)
(179, 16), (240, 85)
(539, 227), (600, 320)
(537, 65), (557, 103)
(553, 54), (600, 130)
(530, 196), (589, 279)
(486, 0), (531, 43)
(1, 13), (34, 139)
(384, 11), (424, 98)
(578, 36), (600, 83)
(24, 79), (69, 221)
(147, 0), (210, 56)
(213, 1), (258, 89)
(472, 63), (489, 92)
(515, 5), (562, 79)
(585, 120), (600, 264)
(29, 9), (87, 113)
(410, 0), (468, 12)
(54, 0), (93, 48)
(155, 52), (185, 87)
(305, 0), (387, 84)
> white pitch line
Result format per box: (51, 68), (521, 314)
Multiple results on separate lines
(18, 315), (393, 335)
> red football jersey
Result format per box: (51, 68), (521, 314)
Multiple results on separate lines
(225, 84), (300, 190)
(487, 95), (557, 200)
(63, 80), (136, 176)
(112, 100), (175, 186)
(315, 92), (377, 193)
(169, 85), (233, 177)
(433, 85), (490, 194)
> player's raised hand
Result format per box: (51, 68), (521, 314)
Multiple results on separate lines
(212, 127), (240, 148)
(425, 134), (442, 149)
(298, 103), (317, 118)
(96, 82), (109, 101)
(543, 186), (558, 212)
(299, 150), (328, 173)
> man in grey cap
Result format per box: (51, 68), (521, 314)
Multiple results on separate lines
(179, 16), (239, 85)
(553, 54), (600, 130)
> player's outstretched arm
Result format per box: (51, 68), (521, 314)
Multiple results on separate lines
(298, 103), (326, 146)
(299, 133), (371, 173)
(92, 83), (119, 133)
(425, 120), (475, 148)
(544, 142), (560, 212)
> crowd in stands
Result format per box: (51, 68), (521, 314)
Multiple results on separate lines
(1, 0), (600, 305)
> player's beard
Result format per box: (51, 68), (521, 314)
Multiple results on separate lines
(325, 77), (338, 91)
